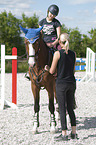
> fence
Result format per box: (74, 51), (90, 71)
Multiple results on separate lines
(75, 58), (86, 71)
(0, 45), (95, 110)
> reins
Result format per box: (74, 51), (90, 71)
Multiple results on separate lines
(26, 37), (56, 89)
(29, 65), (45, 89)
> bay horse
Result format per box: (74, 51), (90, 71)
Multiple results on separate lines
(20, 26), (59, 134)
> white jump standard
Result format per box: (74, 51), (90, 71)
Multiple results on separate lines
(0, 44), (18, 110)
(81, 47), (96, 82)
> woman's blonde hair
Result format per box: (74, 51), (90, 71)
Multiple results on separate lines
(60, 33), (69, 54)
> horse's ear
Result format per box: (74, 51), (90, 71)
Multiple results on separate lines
(19, 25), (28, 34)
(24, 38), (29, 44)
(39, 32), (43, 39)
(37, 26), (43, 32)
(40, 32), (42, 36)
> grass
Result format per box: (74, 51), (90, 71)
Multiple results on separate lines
(1, 60), (96, 73)
(4, 60), (29, 73)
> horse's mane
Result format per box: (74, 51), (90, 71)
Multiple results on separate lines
(39, 33), (49, 49)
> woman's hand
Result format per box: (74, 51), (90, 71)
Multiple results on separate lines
(44, 65), (50, 71)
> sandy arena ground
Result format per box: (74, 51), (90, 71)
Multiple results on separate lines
(0, 72), (96, 145)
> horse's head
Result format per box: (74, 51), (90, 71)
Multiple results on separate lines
(20, 25), (43, 66)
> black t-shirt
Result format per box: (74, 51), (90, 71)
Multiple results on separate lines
(39, 18), (61, 43)
(56, 49), (76, 84)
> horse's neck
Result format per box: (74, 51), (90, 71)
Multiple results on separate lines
(36, 38), (49, 68)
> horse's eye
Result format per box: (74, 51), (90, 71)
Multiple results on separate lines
(36, 41), (38, 44)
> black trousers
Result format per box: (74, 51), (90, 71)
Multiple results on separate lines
(56, 82), (76, 130)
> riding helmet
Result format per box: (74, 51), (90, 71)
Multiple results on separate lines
(48, 4), (59, 16)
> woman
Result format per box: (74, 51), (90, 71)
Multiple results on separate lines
(39, 4), (62, 50)
(45, 33), (78, 141)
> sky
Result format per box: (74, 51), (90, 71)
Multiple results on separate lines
(0, 0), (96, 35)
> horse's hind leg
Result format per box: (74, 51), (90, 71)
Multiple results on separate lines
(54, 97), (60, 126)
(31, 83), (40, 134)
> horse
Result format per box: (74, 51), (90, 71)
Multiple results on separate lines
(20, 26), (59, 134)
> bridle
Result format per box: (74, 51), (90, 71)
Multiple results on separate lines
(28, 38), (46, 89)
(28, 42), (40, 58)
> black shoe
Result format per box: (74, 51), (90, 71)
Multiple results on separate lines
(54, 134), (68, 141)
(69, 132), (79, 139)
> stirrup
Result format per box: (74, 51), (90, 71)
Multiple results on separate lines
(25, 72), (30, 80)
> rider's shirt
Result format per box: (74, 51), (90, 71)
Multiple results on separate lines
(39, 18), (61, 43)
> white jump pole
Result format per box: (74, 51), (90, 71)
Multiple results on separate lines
(0, 44), (5, 110)
(0, 45), (18, 110)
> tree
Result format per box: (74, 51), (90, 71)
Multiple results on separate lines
(61, 24), (71, 34)
(88, 28), (96, 52)
(0, 10), (95, 58)
(0, 11), (39, 56)
(69, 28), (83, 57)
(0, 11), (24, 55)
(81, 34), (91, 57)
(21, 13), (39, 28)
(61, 26), (87, 57)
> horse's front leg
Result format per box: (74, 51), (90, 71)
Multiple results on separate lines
(54, 88), (60, 124)
(48, 91), (56, 133)
(31, 82), (40, 134)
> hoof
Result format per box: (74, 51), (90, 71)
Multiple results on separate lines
(55, 127), (60, 133)
(50, 114), (56, 134)
(32, 130), (38, 135)
(50, 122), (56, 134)
(32, 127), (38, 134)
(55, 112), (60, 121)
(32, 122), (38, 134)
(50, 127), (56, 134)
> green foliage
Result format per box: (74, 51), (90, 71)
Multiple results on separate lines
(0, 11), (39, 58)
(61, 24), (71, 34)
(88, 28), (96, 52)
(81, 34), (91, 57)
(21, 13), (39, 28)
(5, 60), (29, 73)
(0, 11), (24, 55)
(61, 26), (96, 57)
(0, 10), (96, 72)
(17, 61), (29, 73)
(69, 28), (82, 57)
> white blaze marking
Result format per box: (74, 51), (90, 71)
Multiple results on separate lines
(28, 44), (35, 66)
